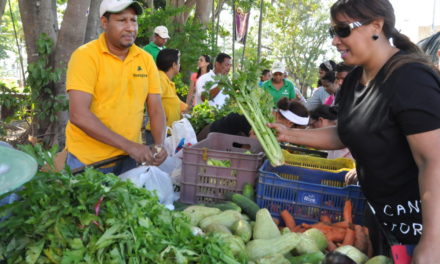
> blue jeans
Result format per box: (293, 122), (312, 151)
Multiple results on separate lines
(66, 153), (137, 175)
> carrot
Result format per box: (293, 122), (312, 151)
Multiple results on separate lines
(272, 217), (280, 226)
(292, 225), (305, 233)
(343, 200), (353, 223)
(353, 225), (368, 253)
(363, 226), (374, 258)
(332, 221), (350, 229)
(325, 227), (347, 242)
(320, 215), (332, 224)
(342, 227), (355, 246)
(301, 222), (332, 234)
(327, 240), (337, 251)
(280, 210), (296, 231)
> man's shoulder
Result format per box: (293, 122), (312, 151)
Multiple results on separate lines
(198, 71), (215, 82)
(72, 39), (100, 57)
(262, 80), (272, 89)
(143, 42), (156, 50)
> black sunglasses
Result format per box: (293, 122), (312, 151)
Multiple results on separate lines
(329, 21), (369, 38)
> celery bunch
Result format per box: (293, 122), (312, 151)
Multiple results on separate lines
(216, 61), (284, 166)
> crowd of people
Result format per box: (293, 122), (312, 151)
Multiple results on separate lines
(59, 0), (440, 262)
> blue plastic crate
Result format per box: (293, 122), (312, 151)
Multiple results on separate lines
(256, 160), (366, 225)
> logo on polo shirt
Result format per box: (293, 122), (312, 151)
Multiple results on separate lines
(134, 65), (147, 78)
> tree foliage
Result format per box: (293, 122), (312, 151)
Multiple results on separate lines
(265, 0), (330, 93)
(137, 5), (218, 97)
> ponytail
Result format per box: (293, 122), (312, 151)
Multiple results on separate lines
(391, 29), (423, 55)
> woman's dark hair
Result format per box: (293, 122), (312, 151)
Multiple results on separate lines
(156, 49), (180, 72)
(277, 97), (309, 118)
(310, 105), (338, 121)
(330, 0), (434, 78)
(197, 55), (213, 79)
(321, 71), (336, 83)
(319, 60), (336, 72)
(261, 69), (270, 80)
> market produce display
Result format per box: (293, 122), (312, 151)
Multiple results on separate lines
(0, 145), (394, 264)
(0, 146), (242, 264)
(180, 184), (393, 264)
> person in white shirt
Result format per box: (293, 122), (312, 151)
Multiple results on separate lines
(195, 53), (232, 108)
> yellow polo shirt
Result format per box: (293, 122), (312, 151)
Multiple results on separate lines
(65, 33), (161, 165)
(147, 71), (187, 130)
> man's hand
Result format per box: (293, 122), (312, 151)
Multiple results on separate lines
(124, 141), (154, 164)
(151, 145), (167, 166)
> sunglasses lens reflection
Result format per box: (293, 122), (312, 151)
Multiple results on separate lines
(329, 24), (351, 38)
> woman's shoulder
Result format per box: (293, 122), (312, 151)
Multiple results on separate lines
(190, 72), (198, 81)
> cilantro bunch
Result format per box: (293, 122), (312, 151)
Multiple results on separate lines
(0, 146), (242, 264)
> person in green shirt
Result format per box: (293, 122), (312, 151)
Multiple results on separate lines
(262, 61), (296, 108)
(143, 25), (170, 62)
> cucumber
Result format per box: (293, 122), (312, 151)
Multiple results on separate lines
(242, 183), (255, 201)
(205, 202), (242, 212)
(224, 192), (260, 220)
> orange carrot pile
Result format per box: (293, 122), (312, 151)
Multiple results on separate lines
(273, 200), (372, 255)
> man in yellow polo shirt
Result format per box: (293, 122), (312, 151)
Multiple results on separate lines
(65, 0), (167, 174)
(145, 49), (187, 144)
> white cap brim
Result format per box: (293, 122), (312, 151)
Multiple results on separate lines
(100, 1), (143, 17)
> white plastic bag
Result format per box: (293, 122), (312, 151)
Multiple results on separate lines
(164, 118), (197, 157)
(119, 166), (175, 210)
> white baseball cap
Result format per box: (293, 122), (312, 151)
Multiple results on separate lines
(99, 0), (143, 17)
(154, 26), (170, 39)
(271, 61), (285, 74)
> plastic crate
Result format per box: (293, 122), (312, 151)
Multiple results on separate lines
(256, 160), (366, 225)
(282, 150), (355, 172)
(180, 132), (264, 204)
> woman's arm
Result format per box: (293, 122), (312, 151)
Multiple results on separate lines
(186, 79), (196, 107)
(407, 129), (440, 264)
(267, 123), (345, 150)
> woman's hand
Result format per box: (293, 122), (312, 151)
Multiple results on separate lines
(267, 123), (292, 142)
(345, 168), (358, 185)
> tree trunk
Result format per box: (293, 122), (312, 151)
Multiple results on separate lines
(169, 0), (196, 25)
(53, 0), (91, 147)
(0, 0), (6, 24)
(146, 0), (154, 8)
(84, 0), (102, 43)
(195, 0), (212, 25)
(18, 0), (58, 64)
(214, 0), (227, 20)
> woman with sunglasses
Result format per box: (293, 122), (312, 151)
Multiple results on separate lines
(269, 0), (440, 261)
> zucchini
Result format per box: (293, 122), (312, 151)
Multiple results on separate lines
(205, 202), (242, 212)
(253, 208), (281, 239)
(242, 183), (255, 201)
(199, 210), (243, 230)
(246, 232), (301, 261)
(231, 219), (252, 242)
(224, 192), (260, 220)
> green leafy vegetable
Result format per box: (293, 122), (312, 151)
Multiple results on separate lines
(0, 145), (243, 263)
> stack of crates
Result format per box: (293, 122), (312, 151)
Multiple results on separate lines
(256, 151), (366, 225)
